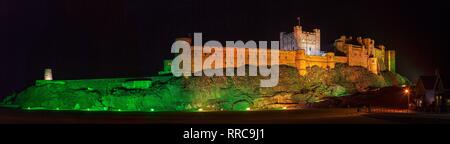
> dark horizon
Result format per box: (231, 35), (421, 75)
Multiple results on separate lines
(1, 0), (450, 98)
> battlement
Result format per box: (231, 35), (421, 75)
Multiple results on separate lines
(334, 35), (395, 74)
(281, 22), (322, 56)
(162, 20), (396, 76)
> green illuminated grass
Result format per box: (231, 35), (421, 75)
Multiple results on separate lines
(2, 65), (409, 112)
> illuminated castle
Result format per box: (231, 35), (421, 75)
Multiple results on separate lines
(334, 36), (396, 73)
(277, 19), (395, 75)
(280, 24), (322, 55)
(161, 20), (396, 76)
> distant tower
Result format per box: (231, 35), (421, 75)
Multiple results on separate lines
(44, 68), (53, 80)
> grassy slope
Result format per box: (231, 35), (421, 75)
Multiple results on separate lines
(2, 64), (409, 111)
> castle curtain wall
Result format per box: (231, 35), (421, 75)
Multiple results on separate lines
(170, 25), (396, 76)
(168, 45), (392, 76)
(187, 47), (337, 76)
(335, 56), (348, 63)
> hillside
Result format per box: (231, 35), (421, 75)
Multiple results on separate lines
(1, 64), (409, 111)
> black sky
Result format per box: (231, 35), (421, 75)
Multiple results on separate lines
(1, 0), (450, 98)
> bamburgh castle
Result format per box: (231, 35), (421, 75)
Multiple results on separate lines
(162, 20), (396, 76)
(278, 21), (395, 75)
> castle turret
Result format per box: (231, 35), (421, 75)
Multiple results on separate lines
(334, 36), (346, 53)
(293, 25), (303, 50)
(357, 37), (363, 45)
(368, 58), (379, 75)
(326, 52), (335, 70)
(379, 45), (385, 51)
(314, 29), (321, 54)
(362, 38), (371, 48)
(295, 49), (307, 76)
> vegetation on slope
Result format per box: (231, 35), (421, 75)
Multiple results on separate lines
(2, 64), (409, 111)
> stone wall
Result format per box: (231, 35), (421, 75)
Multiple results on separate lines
(281, 25), (322, 56)
(165, 44), (393, 76)
(166, 30), (396, 77)
(333, 35), (396, 74)
(178, 47), (336, 76)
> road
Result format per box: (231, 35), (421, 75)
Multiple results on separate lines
(1, 108), (449, 124)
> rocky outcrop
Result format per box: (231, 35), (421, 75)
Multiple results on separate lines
(2, 64), (409, 111)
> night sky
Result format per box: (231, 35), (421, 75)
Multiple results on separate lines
(1, 0), (450, 98)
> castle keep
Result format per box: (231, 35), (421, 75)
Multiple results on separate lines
(163, 21), (396, 76)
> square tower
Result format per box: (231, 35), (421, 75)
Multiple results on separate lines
(280, 19), (322, 56)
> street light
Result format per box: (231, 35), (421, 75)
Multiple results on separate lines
(404, 88), (411, 110)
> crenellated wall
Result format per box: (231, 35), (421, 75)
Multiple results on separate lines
(281, 25), (322, 56)
(334, 35), (395, 75)
(172, 47), (338, 76)
(163, 41), (395, 76)
(164, 23), (396, 76)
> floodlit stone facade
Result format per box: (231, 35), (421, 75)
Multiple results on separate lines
(163, 22), (396, 76)
(334, 35), (396, 74)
